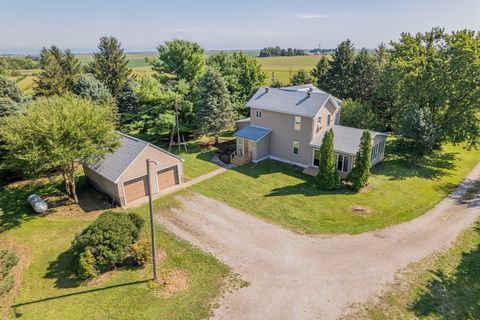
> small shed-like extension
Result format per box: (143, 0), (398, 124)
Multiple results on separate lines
(84, 132), (184, 207)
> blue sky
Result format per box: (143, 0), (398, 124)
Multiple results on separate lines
(1, 0), (479, 53)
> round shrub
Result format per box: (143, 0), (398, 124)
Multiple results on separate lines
(72, 211), (144, 277)
(131, 239), (152, 267)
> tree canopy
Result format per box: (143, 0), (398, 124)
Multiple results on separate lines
(90, 36), (132, 97)
(72, 75), (114, 105)
(195, 68), (235, 144)
(153, 39), (205, 84)
(0, 95), (119, 202)
(290, 69), (315, 86)
(34, 46), (82, 97)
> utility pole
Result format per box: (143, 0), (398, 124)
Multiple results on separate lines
(146, 159), (158, 281)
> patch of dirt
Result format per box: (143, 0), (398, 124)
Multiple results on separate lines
(351, 205), (372, 215)
(154, 269), (189, 297)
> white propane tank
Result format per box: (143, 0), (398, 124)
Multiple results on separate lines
(27, 194), (48, 213)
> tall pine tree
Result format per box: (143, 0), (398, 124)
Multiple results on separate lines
(322, 40), (355, 98)
(34, 46), (82, 97)
(311, 55), (330, 90)
(347, 130), (372, 191)
(317, 129), (340, 190)
(90, 36), (131, 97)
(195, 68), (235, 144)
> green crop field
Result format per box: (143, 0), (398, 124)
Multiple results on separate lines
(10, 52), (324, 91)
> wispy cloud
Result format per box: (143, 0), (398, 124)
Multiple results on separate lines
(293, 12), (352, 20)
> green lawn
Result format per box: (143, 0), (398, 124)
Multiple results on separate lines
(347, 220), (480, 319)
(1, 177), (229, 319)
(193, 143), (480, 234)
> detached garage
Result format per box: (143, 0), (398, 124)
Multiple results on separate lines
(84, 132), (184, 207)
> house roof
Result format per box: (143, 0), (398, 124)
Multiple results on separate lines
(234, 125), (272, 142)
(246, 86), (336, 118)
(86, 132), (183, 183)
(284, 84), (342, 105)
(309, 125), (387, 155)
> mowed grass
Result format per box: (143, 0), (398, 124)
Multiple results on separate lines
(1, 177), (229, 319)
(192, 143), (480, 234)
(347, 220), (480, 319)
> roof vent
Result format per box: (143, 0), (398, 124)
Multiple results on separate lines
(265, 87), (269, 93)
(307, 88), (313, 97)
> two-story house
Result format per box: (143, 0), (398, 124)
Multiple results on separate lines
(232, 85), (387, 178)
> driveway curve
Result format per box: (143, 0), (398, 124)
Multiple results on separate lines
(155, 163), (480, 320)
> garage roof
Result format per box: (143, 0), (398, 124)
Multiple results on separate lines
(86, 132), (182, 183)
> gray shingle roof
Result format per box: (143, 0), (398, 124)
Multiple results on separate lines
(87, 133), (148, 183)
(234, 125), (272, 141)
(284, 84), (342, 105)
(246, 87), (334, 118)
(309, 125), (387, 155)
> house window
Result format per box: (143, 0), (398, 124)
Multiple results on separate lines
(316, 117), (322, 132)
(294, 116), (302, 131)
(371, 143), (380, 161)
(313, 149), (320, 166)
(293, 141), (299, 155)
(336, 154), (350, 173)
(327, 114), (331, 126)
(255, 110), (262, 118)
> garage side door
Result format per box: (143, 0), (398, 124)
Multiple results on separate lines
(124, 176), (148, 203)
(157, 167), (178, 190)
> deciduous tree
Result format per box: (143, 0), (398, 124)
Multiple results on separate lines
(0, 95), (119, 203)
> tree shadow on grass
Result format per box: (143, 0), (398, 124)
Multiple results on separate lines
(0, 180), (65, 233)
(373, 151), (457, 181)
(409, 223), (480, 319)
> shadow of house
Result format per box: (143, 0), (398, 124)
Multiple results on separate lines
(409, 223), (480, 319)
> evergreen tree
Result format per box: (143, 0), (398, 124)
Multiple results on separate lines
(317, 129), (340, 190)
(322, 39), (355, 98)
(72, 75), (114, 105)
(34, 46), (82, 96)
(350, 49), (378, 102)
(311, 55), (330, 89)
(90, 36), (131, 97)
(117, 79), (139, 120)
(290, 69), (315, 86)
(347, 130), (372, 191)
(195, 68), (235, 144)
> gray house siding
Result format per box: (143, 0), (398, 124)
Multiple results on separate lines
(251, 108), (314, 167)
(84, 166), (120, 205)
(253, 134), (270, 161)
(371, 134), (387, 166)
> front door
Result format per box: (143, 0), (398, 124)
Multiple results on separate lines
(243, 139), (249, 156)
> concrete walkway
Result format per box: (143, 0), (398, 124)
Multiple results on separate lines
(124, 167), (227, 209)
(156, 163), (480, 320)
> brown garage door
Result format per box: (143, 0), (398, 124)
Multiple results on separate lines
(157, 166), (178, 190)
(124, 176), (148, 203)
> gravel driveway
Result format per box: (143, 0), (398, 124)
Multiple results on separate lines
(155, 163), (480, 320)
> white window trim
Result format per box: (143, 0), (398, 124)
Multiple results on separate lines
(255, 110), (262, 118)
(316, 117), (322, 132)
(336, 153), (350, 173)
(294, 116), (301, 131)
(293, 141), (299, 155)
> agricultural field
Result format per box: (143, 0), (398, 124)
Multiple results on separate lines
(7, 51), (321, 92)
